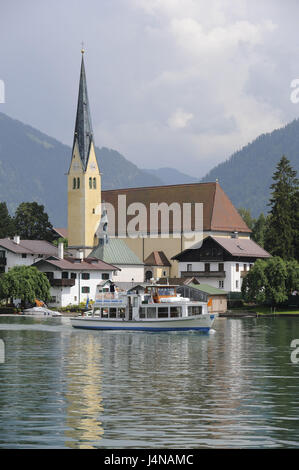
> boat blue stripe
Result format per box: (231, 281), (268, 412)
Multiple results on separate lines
(72, 325), (210, 332)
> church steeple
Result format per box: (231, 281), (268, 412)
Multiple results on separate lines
(67, 49), (102, 254)
(73, 49), (94, 170)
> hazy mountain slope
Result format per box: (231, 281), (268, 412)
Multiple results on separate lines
(201, 119), (299, 217)
(143, 167), (197, 185)
(0, 112), (163, 226)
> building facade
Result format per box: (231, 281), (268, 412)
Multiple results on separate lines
(172, 235), (271, 292)
(34, 255), (118, 307)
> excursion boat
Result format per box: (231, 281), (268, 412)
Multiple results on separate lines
(70, 283), (216, 332)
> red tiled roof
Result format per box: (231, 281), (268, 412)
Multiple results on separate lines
(102, 182), (251, 234)
(144, 251), (171, 266)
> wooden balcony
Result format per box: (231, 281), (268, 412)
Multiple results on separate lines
(50, 278), (76, 287)
(181, 270), (226, 278)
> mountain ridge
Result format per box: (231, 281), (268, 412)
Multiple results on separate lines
(0, 112), (164, 226)
(201, 119), (299, 217)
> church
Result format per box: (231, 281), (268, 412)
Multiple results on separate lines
(65, 50), (256, 282)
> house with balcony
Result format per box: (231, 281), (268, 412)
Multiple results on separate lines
(33, 254), (119, 307)
(172, 234), (271, 293)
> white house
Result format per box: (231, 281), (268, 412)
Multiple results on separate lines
(172, 235), (271, 293)
(33, 252), (119, 307)
(0, 236), (59, 273)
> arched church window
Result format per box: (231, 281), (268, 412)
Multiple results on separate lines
(93, 177), (96, 189)
(77, 177), (80, 189)
(73, 178), (76, 189)
(89, 177), (92, 189)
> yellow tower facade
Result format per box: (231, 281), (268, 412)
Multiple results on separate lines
(67, 51), (101, 254)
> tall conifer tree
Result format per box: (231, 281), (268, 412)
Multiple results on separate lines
(265, 156), (298, 259)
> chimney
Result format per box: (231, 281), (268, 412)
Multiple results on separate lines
(13, 235), (20, 244)
(58, 242), (64, 260)
(79, 250), (84, 262)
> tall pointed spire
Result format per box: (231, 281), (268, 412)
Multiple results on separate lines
(73, 48), (94, 170)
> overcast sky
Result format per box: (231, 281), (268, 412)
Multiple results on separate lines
(1, 0), (299, 178)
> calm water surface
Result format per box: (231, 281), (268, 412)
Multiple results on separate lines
(0, 316), (299, 448)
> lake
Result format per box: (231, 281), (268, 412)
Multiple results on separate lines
(0, 315), (299, 449)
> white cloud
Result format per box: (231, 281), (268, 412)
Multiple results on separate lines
(167, 108), (194, 129)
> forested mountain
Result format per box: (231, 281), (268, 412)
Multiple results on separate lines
(201, 119), (299, 216)
(2, 110), (299, 228)
(0, 112), (163, 226)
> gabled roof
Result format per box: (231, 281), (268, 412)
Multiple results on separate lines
(172, 235), (271, 260)
(102, 182), (251, 235)
(52, 228), (68, 239)
(0, 238), (58, 256)
(88, 238), (144, 266)
(211, 236), (271, 258)
(72, 53), (94, 170)
(33, 256), (119, 271)
(144, 251), (171, 267)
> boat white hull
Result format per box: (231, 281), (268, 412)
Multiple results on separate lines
(70, 314), (215, 332)
(22, 307), (62, 317)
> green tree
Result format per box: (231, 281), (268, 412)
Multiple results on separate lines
(285, 259), (299, 294)
(241, 259), (268, 304)
(53, 237), (68, 249)
(238, 207), (256, 231)
(0, 202), (15, 238)
(242, 257), (299, 306)
(264, 156), (298, 259)
(291, 188), (299, 260)
(252, 213), (269, 248)
(263, 257), (288, 306)
(13, 202), (54, 241)
(0, 265), (50, 306)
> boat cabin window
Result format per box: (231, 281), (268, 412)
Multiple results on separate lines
(96, 307), (125, 319)
(188, 305), (202, 316)
(157, 307), (168, 318)
(109, 308), (117, 318)
(140, 308), (146, 319)
(170, 306), (182, 318)
(146, 307), (156, 319)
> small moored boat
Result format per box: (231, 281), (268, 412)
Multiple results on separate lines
(22, 299), (62, 317)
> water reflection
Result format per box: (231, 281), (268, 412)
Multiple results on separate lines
(64, 335), (104, 448)
(0, 317), (299, 448)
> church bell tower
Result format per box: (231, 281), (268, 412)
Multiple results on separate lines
(67, 48), (101, 255)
